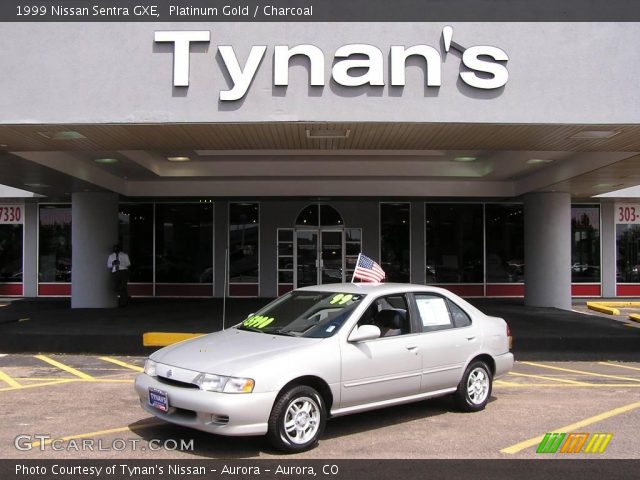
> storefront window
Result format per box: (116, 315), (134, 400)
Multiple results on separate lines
(380, 203), (410, 283)
(485, 205), (524, 283)
(426, 204), (483, 284)
(617, 224), (640, 283)
(0, 225), (23, 282)
(155, 204), (213, 283)
(118, 204), (153, 282)
(571, 205), (600, 283)
(229, 203), (259, 283)
(39, 205), (72, 282)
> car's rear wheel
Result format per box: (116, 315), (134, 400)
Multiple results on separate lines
(267, 385), (326, 453)
(454, 360), (492, 412)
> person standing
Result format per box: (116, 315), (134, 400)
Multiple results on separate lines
(107, 244), (131, 306)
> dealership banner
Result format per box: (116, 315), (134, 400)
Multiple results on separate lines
(1, 0), (640, 21)
(0, 204), (24, 225)
(2, 460), (638, 480)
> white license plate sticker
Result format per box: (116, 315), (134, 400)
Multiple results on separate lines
(149, 387), (169, 412)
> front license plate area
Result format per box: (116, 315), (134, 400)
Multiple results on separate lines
(149, 387), (169, 412)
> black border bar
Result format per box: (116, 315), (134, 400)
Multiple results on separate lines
(2, 0), (640, 22)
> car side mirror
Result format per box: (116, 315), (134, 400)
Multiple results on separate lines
(348, 324), (381, 342)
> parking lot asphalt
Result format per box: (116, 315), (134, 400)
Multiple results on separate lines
(0, 354), (638, 460)
(1, 297), (639, 359)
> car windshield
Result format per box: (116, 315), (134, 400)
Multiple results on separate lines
(236, 291), (365, 338)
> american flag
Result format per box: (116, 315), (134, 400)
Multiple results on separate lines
(353, 254), (386, 283)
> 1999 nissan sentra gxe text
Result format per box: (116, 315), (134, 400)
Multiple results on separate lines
(134, 283), (514, 452)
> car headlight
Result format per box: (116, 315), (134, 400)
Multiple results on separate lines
(194, 373), (255, 393)
(143, 359), (157, 377)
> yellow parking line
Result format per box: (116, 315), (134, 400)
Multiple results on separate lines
(598, 362), (640, 373)
(98, 356), (143, 372)
(494, 383), (640, 388)
(501, 400), (640, 454)
(30, 421), (164, 448)
(520, 361), (640, 383)
(0, 379), (79, 392)
(508, 371), (592, 386)
(494, 379), (521, 386)
(0, 369), (22, 388)
(34, 355), (95, 381)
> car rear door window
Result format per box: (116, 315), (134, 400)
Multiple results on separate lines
(414, 294), (453, 332)
(446, 299), (472, 328)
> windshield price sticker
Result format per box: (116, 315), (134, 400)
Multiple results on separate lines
(243, 315), (275, 329)
(0, 204), (24, 224)
(329, 294), (355, 305)
(615, 203), (640, 224)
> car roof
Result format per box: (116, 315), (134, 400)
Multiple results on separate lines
(296, 283), (454, 296)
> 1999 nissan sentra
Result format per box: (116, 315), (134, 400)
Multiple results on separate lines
(134, 283), (513, 452)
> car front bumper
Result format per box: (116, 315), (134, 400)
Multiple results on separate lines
(134, 373), (278, 436)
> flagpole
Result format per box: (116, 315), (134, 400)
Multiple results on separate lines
(351, 253), (362, 283)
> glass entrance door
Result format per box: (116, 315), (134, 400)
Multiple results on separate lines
(295, 230), (344, 287)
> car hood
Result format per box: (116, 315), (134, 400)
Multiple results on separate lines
(151, 328), (322, 376)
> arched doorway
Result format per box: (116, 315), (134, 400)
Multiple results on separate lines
(294, 204), (345, 288)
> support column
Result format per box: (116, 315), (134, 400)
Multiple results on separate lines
(524, 192), (571, 310)
(71, 192), (119, 308)
(22, 201), (39, 297)
(410, 201), (425, 285)
(600, 201), (617, 298)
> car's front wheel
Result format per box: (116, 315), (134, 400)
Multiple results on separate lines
(454, 360), (492, 412)
(267, 385), (326, 453)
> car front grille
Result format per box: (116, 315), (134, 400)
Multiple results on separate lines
(156, 375), (199, 389)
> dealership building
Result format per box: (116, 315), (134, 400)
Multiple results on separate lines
(1, 22), (640, 310)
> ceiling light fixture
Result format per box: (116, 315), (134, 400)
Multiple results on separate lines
(525, 158), (554, 165)
(306, 129), (350, 139)
(167, 156), (191, 162)
(37, 131), (86, 140)
(453, 156), (477, 162)
(94, 158), (118, 164)
(570, 130), (620, 139)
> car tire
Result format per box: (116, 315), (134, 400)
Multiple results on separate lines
(267, 385), (326, 453)
(454, 360), (492, 412)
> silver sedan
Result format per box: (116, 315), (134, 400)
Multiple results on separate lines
(134, 283), (513, 452)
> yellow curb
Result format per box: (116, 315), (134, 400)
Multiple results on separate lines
(587, 302), (620, 315)
(629, 313), (640, 323)
(143, 332), (205, 347)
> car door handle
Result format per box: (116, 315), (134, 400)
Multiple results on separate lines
(405, 345), (419, 353)
(466, 335), (476, 341)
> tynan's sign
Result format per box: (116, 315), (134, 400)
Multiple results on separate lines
(154, 26), (509, 101)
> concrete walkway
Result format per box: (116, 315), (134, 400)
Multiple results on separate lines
(0, 297), (638, 360)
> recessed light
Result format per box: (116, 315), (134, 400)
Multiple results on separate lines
(570, 130), (620, 139)
(593, 183), (623, 189)
(306, 129), (350, 139)
(37, 131), (86, 140)
(94, 158), (118, 164)
(0, 144), (7, 148)
(526, 158), (554, 165)
(453, 156), (477, 162)
(167, 156), (191, 162)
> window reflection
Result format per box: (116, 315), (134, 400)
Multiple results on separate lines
(229, 203), (259, 284)
(118, 204), (153, 282)
(571, 206), (600, 283)
(381, 203), (410, 283)
(617, 224), (640, 283)
(485, 205), (524, 283)
(39, 205), (72, 282)
(0, 225), (23, 282)
(425, 204), (483, 284)
(155, 204), (213, 283)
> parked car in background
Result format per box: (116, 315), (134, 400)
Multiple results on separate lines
(135, 283), (513, 452)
